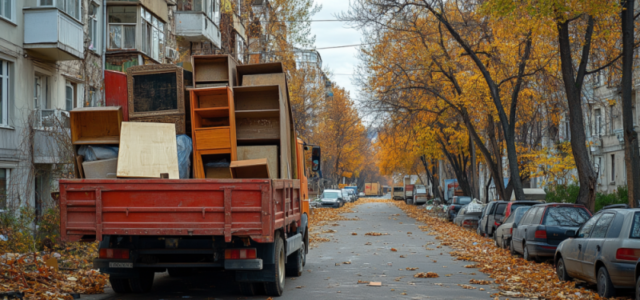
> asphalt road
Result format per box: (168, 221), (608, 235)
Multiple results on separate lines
(84, 201), (499, 300)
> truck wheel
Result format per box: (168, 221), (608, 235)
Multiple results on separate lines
(238, 282), (256, 296)
(109, 277), (132, 294)
(264, 233), (285, 296)
(286, 242), (305, 277)
(129, 270), (154, 293)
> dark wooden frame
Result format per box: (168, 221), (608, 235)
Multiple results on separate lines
(126, 64), (187, 134)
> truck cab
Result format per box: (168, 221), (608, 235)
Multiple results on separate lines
(393, 186), (404, 200)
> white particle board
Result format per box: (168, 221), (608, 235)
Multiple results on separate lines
(117, 122), (180, 179)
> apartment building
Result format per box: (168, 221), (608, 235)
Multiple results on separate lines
(0, 0), (106, 216)
(0, 0), (257, 219)
(586, 71), (637, 194)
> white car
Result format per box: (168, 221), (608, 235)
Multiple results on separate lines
(359, 192), (365, 197)
(341, 189), (354, 202)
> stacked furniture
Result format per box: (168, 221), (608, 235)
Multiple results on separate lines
(192, 55), (238, 88)
(189, 86), (237, 179)
(126, 65), (192, 135)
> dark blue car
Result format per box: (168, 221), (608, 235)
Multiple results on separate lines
(447, 196), (472, 222)
(511, 203), (592, 261)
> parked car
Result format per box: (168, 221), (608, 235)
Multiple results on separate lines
(320, 189), (345, 208)
(347, 189), (358, 201)
(392, 186), (404, 200)
(446, 196), (472, 222)
(478, 200), (542, 237)
(495, 206), (531, 250)
(342, 189), (354, 203)
(512, 203), (592, 262)
(555, 207), (640, 298)
(359, 192), (365, 197)
(478, 201), (499, 237)
(413, 185), (428, 205)
(453, 203), (483, 229)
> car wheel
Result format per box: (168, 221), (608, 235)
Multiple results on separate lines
(286, 242), (305, 277)
(635, 275), (640, 300)
(238, 282), (256, 296)
(128, 270), (154, 293)
(109, 277), (132, 294)
(510, 239), (517, 255)
(523, 242), (533, 261)
(556, 257), (572, 282)
(597, 267), (615, 298)
(494, 234), (500, 248)
(502, 238), (509, 250)
(264, 232), (285, 296)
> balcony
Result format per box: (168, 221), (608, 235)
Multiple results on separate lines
(175, 11), (221, 48)
(24, 8), (84, 61)
(33, 109), (72, 164)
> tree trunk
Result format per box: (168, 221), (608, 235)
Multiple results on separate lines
(421, 156), (443, 201)
(621, 0), (640, 208)
(556, 19), (597, 211)
(469, 130), (478, 199)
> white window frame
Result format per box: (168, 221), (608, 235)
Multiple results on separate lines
(595, 108), (602, 136)
(0, 60), (9, 126)
(108, 6), (137, 51)
(65, 81), (74, 111)
(88, 2), (99, 52)
(0, 168), (9, 210)
(140, 7), (165, 63)
(236, 34), (245, 63)
(0, 0), (15, 23)
(38, 0), (81, 21)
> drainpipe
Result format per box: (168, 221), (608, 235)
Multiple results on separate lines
(102, 0), (107, 106)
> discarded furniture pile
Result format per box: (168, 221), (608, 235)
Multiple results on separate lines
(73, 55), (296, 180)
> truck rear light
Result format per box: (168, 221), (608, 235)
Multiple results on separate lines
(225, 248), (257, 260)
(534, 230), (547, 239)
(616, 248), (640, 261)
(99, 248), (129, 259)
(510, 228), (513, 235)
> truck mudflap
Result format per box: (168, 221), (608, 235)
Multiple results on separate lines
(225, 259), (263, 270)
(285, 233), (302, 256)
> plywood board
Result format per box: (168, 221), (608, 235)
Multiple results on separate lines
(237, 146), (278, 179)
(236, 118), (280, 140)
(230, 158), (270, 179)
(234, 85), (280, 110)
(242, 74), (292, 179)
(117, 122), (180, 179)
(237, 62), (284, 85)
(83, 158), (118, 179)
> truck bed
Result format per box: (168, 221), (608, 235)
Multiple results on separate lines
(60, 179), (301, 243)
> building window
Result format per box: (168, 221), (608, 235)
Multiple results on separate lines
(34, 75), (49, 110)
(236, 35), (245, 63)
(0, 0), (13, 21)
(38, 0), (80, 20)
(611, 154), (615, 182)
(65, 81), (75, 111)
(141, 7), (165, 62)
(89, 2), (99, 51)
(595, 108), (602, 136)
(0, 60), (9, 126)
(108, 6), (136, 50)
(0, 169), (7, 209)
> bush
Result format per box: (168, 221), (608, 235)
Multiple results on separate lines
(545, 184), (629, 213)
(0, 207), (60, 254)
(544, 184), (579, 204)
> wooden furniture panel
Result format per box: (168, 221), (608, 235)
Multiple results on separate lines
(105, 70), (129, 121)
(238, 146), (278, 179)
(236, 117), (280, 141)
(230, 159), (270, 179)
(234, 86), (280, 111)
(126, 65), (188, 134)
(237, 62), (283, 86)
(194, 128), (231, 150)
(70, 107), (123, 145)
(117, 122), (180, 179)
(192, 55), (239, 87)
(242, 73), (294, 179)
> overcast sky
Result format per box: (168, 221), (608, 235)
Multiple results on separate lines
(310, 0), (362, 99)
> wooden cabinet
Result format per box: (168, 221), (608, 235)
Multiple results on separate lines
(70, 106), (123, 145)
(192, 55), (238, 88)
(190, 87), (237, 178)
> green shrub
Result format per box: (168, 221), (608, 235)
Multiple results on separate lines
(545, 184), (629, 213)
(0, 207), (61, 254)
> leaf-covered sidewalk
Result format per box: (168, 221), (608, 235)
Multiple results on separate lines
(393, 200), (615, 300)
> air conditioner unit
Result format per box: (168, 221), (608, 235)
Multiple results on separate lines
(165, 47), (179, 61)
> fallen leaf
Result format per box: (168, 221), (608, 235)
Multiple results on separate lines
(414, 272), (439, 278)
(390, 248), (397, 252)
(406, 267), (418, 271)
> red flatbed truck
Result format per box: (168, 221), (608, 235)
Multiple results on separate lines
(59, 139), (318, 297)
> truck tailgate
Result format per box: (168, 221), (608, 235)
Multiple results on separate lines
(60, 179), (301, 243)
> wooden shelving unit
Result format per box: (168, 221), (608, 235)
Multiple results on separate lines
(190, 87), (237, 179)
(192, 55), (238, 88)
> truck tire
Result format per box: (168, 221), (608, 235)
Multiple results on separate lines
(129, 270), (154, 293)
(109, 277), (132, 294)
(264, 233), (285, 296)
(304, 230), (309, 266)
(286, 242), (305, 277)
(238, 282), (256, 296)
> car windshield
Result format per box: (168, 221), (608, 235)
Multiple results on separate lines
(543, 206), (591, 227)
(394, 187), (403, 192)
(513, 207), (531, 223)
(322, 192), (339, 199)
(511, 203), (535, 212)
(457, 197), (471, 205)
(417, 188), (427, 194)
